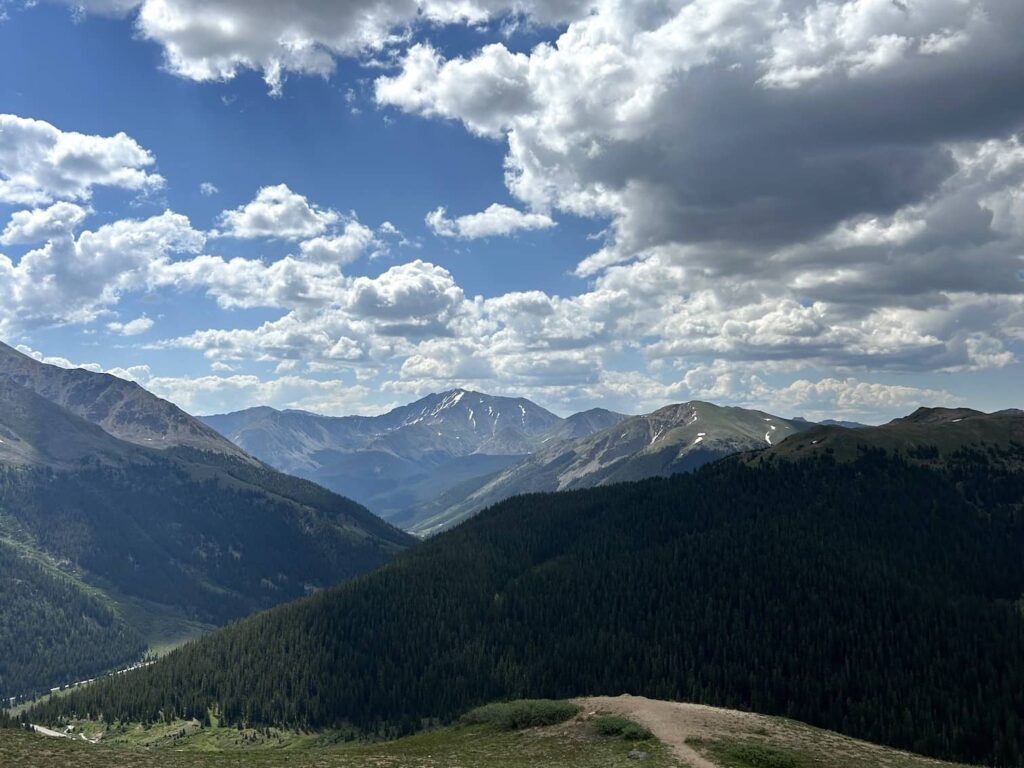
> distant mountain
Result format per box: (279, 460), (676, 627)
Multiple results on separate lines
(37, 407), (1024, 768)
(408, 401), (809, 535)
(0, 342), (414, 700)
(201, 390), (623, 523)
(792, 416), (870, 429)
(535, 407), (628, 443)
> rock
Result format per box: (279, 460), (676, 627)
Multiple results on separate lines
(627, 749), (650, 760)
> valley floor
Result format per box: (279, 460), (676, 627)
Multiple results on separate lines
(2, 697), (971, 768)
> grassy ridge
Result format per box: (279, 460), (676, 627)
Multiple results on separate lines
(0, 704), (676, 768)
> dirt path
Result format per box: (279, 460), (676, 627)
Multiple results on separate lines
(576, 695), (760, 768)
(29, 724), (67, 739)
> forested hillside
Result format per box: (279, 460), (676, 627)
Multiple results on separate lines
(31, 422), (1024, 767)
(0, 453), (412, 625)
(0, 542), (145, 698)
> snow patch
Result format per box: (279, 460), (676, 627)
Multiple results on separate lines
(764, 431), (773, 445)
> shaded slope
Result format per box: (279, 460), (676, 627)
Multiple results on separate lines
(0, 346), (415, 698)
(32, 409), (1024, 767)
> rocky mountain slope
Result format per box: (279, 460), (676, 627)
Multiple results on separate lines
(0, 342), (246, 459)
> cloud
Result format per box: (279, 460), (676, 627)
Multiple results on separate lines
(199, 181), (218, 196)
(347, 260), (465, 327)
(215, 184), (340, 240)
(0, 210), (204, 332)
(425, 203), (555, 238)
(765, 377), (954, 420)
(13, 344), (103, 373)
(299, 220), (376, 264)
(138, 372), (379, 416)
(367, 0), (1024, 384)
(56, 0), (593, 94)
(376, 43), (535, 138)
(0, 202), (90, 245)
(376, 1), (1024, 259)
(0, 113), (164, 205)
(107, 314), (155, 336)
(8, 3), (1024, 421)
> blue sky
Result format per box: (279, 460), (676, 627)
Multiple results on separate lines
(1, 0), (1022, 421)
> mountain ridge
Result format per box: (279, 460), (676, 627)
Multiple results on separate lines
(0, 342), (248, 461)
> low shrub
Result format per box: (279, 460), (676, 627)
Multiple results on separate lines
(460, 700), (579, 731)
(593, 714), (653, 740)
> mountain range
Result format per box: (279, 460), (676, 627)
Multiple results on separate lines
(202, 393), (814, 534)
(406, 400), (810, 534)
(0, 341), (413, 700)
(33, 406), (1024, 768)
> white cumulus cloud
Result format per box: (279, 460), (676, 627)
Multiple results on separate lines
(107, 315), (155, 336)
(215, 184), (340, 240)
(425, 203), (555, 239)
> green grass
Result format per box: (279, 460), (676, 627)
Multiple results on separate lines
(460, 699), (580, 730)
(687, 728), (970, 768)
(713, 742), (798, 768)
(0, 708), (680, 768)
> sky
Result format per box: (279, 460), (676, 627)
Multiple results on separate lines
(0, 0), (1022, 422)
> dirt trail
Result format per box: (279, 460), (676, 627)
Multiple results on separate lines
(576, 695), (760, 768)
(28, 725), (67, 739)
